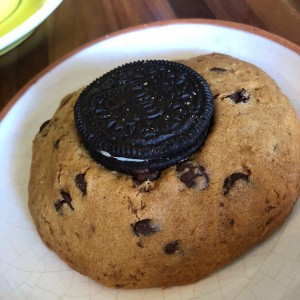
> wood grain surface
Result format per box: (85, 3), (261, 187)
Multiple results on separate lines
(0, 0), (300, 111)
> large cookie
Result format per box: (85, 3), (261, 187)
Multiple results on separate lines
(28, 53), (300, 288)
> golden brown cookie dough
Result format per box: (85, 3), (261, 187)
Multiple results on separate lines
(28, 53), (300, 288)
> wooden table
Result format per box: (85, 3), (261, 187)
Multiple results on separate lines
(1, 0), (300, 112)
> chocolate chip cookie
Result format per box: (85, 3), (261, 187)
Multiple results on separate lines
(28, 53), (300, 288)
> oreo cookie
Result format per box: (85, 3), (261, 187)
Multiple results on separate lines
(74, 60), (213, 175)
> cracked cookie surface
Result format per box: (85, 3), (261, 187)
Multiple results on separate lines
(28, 53), (300, 289)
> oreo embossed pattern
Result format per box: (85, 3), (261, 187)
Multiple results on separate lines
(74, 60), (213, 174)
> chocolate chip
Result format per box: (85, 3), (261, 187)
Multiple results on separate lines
(210, 67), (227, 73)
(61, 191), (72, 206)
(223, 173), (250, 195)
(54, 191), (74, 214)
(227, 88), (250, 103)
(75, 173), (87, 196)
(132, 169), (160, 184)
(54, 200), (64, 214)
(131, 219), (160, 236)
(137, 241), (144, 248)
(53, 139), (60, 149)
(176, 161), (209, 190)
(164, 240), (181, 255)
(266, 217), (274, 226)
(59, 94), (72, 109)
(39, 120), (51, 133)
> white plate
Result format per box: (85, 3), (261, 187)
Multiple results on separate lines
(0, 0), (62, 55)
(0, 20), (300, 300)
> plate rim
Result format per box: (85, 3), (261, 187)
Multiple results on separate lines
(1, 18), (300, 122)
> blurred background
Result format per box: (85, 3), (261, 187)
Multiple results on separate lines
(0, 0), (300, 111)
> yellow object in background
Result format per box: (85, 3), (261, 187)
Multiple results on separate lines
(0, 0), (46, 37)
(0, 0), (20, 23)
